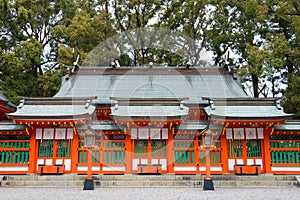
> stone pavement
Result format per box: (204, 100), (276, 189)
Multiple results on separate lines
(1, 187), (299, 200)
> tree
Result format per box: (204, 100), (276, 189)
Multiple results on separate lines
(53, 8), (115, 66)
(0, 0), (77, 73)
(282, 75), (300, 118)
(208, 0), (300, 98)
(112, 0), (163, 66)
(238, 33), (291, 97)
(0, 0), (77, 102)
(161, 0), (212, 66)
(0, 0), (115, 102)
(1, 0), (299, 113)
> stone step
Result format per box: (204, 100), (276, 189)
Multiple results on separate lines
(214, 180), (296, 187)
(1, 180), (84, 187)
(4, 174), (202, 181)
(210, 174), (296, 181)
(1, 179), (200, 188)
(1, 175), (297, 188)
(96, 180), (200, 187)
(4, 175), (86, 181)
(7, 174), (294, 182)
(98, 175), (202, 181)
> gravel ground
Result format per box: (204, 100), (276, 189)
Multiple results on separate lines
(0, 187), (299, 200)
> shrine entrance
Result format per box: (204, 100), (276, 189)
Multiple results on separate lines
(226, 127), (264, 173)
(35, 128), (74, 174)
(131, 128), (169, 173)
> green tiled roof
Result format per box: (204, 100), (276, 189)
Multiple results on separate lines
(273, 122), (300, 131)
(0, 122), (27, 131)
(111, 105), (189, 118)
(8, 97), (95, 120)
(204, 98), (293, 119)
(55, 67), (247, 104)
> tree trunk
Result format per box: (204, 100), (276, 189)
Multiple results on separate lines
(252, 74), (259, 98)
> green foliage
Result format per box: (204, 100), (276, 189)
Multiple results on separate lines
(161, 0), (211, 65)
(241, 33), (291, 78)
(1, 54), (38, 104)
(54, 9), (115, 65)
(113, 0), (162, 29)
(208, 0), (299, 100)
(0, 0), (299, 118)
(37, 69), (65, 97)
(0, 0), (78, 103)
(112, 0), (163, 66)
(282, 75), (300, 118)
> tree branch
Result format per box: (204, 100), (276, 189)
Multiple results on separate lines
(0, 60), (5, 68)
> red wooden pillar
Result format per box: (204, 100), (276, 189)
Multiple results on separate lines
(195, 132), (200, 174)
(71, 132), (79, 173)
(28, 128), (37, 173)
(263, 127), (272, 173)
(52, 139), (58, 165)
(99, 134), (104, 174)
(242, 129), (247, 165)
(147, 138), (152, 164)
(220, 132), (229, 173)
(124, 133), (132, 173)
(166, 126), (174, 174)
(131, 135), (135, 172)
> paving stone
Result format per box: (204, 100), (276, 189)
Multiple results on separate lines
(0, 187), (300, 200)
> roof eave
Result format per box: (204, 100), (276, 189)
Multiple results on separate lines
(210, 114), (294, 120)
(8, 113), (93, 120)
(111, 115), (189, 120)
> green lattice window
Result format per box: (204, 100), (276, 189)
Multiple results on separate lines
(0, 141), (30, 164)
(152, 140), (166, 157)
(78, 149), (87, 164)
(200, 151), (221, 164)
(247, 140), (261, 157)
(134, 140), (148, 157)
(175, 150), (195, 163)
(105, 141), (124, 148)
(174, 141), (195, 164)
(104, 151), (124, 163)
(228, 140), (243, 157)
(78, 150), (100, 164)
(38, 140), (53, 157)
(271, 150), (300, 164)
(104, 141), (125, 164)
(270, 141), (300, 164)
(56, 140), (71, 157)
(78, 141), (100, 164)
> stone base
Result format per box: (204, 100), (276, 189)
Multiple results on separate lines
(203, 178), (214, 190)
(83, 179), (94, 190)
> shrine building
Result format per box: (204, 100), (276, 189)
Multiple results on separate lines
(1, 66), (300, 175)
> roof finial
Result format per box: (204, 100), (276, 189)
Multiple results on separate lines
(72, 55), (80, 72)
(149, 62), (153, 68)
(186, 61), (192, 68)
(111, 61), (116, 68)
